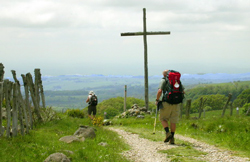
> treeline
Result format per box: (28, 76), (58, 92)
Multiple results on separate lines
(185, 81), (250, 101)
(184, 81), (250, 113)
(45, 84), (154, 109)
(45, 81), (250, 115)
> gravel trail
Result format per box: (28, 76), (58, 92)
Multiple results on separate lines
(109, 128), (250, 162)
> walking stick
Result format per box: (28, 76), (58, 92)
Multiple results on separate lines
(153, 101), (162, 134)
(153, 107), (158, 134)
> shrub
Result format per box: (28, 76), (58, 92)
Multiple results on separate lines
(93, 116), (104, 126)
(242, 103), (250, 116)
(66, 108), (84, 118)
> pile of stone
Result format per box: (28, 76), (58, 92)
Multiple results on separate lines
(118, 104), (150, 118)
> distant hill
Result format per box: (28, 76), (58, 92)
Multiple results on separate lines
(39, 72), (250, 91)
(5, 72), (250, 91)
(4, 72), (250, 110)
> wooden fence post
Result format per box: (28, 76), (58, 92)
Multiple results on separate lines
(12, 70), (29, 134)
(0, 63), (4, 136)
(4, 79), (12, 137)
(124, 85), (127, 112)
(180, 103), (183, 118)
(34, 69), (40, 108)
(229, 101), (233, 116)
(35, 69), (46, 108)
(246, 107), (250, 116)
(21, 74), (33, 129)
(199, 98), (207, 118)
(198, 97), (203, 118)
(221, 93), (232, 117)
(12, 83), (18, 137)
(26, 73), (43, 122)
(186, 99), (192, 119)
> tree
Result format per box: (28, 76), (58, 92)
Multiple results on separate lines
(105, 108), (120, 119)
(233, 89), (250, 108)
(191, 94), (227, 113)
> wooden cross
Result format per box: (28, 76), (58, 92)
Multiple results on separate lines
(121, 8), (170, 110)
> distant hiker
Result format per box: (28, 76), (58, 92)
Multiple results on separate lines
(155, 70), (185, 144)
(86, 90), (98, 120)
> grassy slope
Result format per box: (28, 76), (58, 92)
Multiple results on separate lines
(0, 114), (129, 162)
(1, 109), (249, 162)
(177, 109), (250, 157)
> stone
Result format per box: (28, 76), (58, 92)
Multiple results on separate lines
(73, 126), (96, 139)
(103, 119), (112, 126)
(44, 153), (70, 162)
(136, 115), (144, 119)
(98, 142), (108, 146)
(59, 135), (80, 144)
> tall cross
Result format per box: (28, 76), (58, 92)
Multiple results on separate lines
(121, 8), (170, 110)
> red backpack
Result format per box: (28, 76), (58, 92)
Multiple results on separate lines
(163, 70), (184, 104)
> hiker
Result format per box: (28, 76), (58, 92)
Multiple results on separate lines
(86, 90), (98, 120)
(155, 70), (184, 144)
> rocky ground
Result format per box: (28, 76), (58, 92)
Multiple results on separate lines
(109, 128), (250, 162)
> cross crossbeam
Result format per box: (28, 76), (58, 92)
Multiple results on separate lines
(121, 31), (170, 36)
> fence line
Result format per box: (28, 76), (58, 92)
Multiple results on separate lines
(0, 63), (45, 137)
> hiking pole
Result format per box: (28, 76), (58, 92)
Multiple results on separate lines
(153, 106), (158, 134)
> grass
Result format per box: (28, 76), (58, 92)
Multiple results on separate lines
(0, 114), (130, 162)
(177, 110), (250, 158)
(1, 109), (249, 161)
(159, 141), (207, 162)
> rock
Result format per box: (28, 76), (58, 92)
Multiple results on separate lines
(62, 150), (74, 155)
(136, 115), (144, 119)
(73, 126), (96, 139)
(117, 104), (150, 118)
(79, 136), (85, 142)
(131, 104), (139, 109)
(44, 153), (70, 162)
(139, 107), (147, 112)
(59, 135), (80, 144)
(98, 142), (108, 146)
(103, 119), (112, 126)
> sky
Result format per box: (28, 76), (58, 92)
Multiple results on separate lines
(1, 0), (250, 78)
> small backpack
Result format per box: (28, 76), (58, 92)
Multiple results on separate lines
(90, 95), (98, 106)
(162, 70), (184, 104)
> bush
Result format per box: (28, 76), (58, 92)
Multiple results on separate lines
(105, 107), (119, 119)
(65, 108), (84, 118)
(242, 103), (250, 116)
(93, 116), (104, 126)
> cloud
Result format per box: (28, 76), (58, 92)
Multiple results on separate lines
(1, 0), (250, 77)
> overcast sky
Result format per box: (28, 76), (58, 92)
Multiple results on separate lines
(1, 0), (250, 77)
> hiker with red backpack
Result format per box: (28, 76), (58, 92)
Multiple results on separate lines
(155, 70), (185, 144)
(86, 90), (98, 120)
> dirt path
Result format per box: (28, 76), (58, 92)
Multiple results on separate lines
(109, 128), (250, 162)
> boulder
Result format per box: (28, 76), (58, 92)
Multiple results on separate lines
(103, 119), (112, 126)
(59, 135), (80, 144)
(73, 126), (96, 139)
(136, 115), (144, 119)
(44, 153), (70, 162)
(98, 142), (108, 147)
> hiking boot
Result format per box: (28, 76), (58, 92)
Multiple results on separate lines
(164, 132), (172, 143)
(169, 137), (175, 145)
